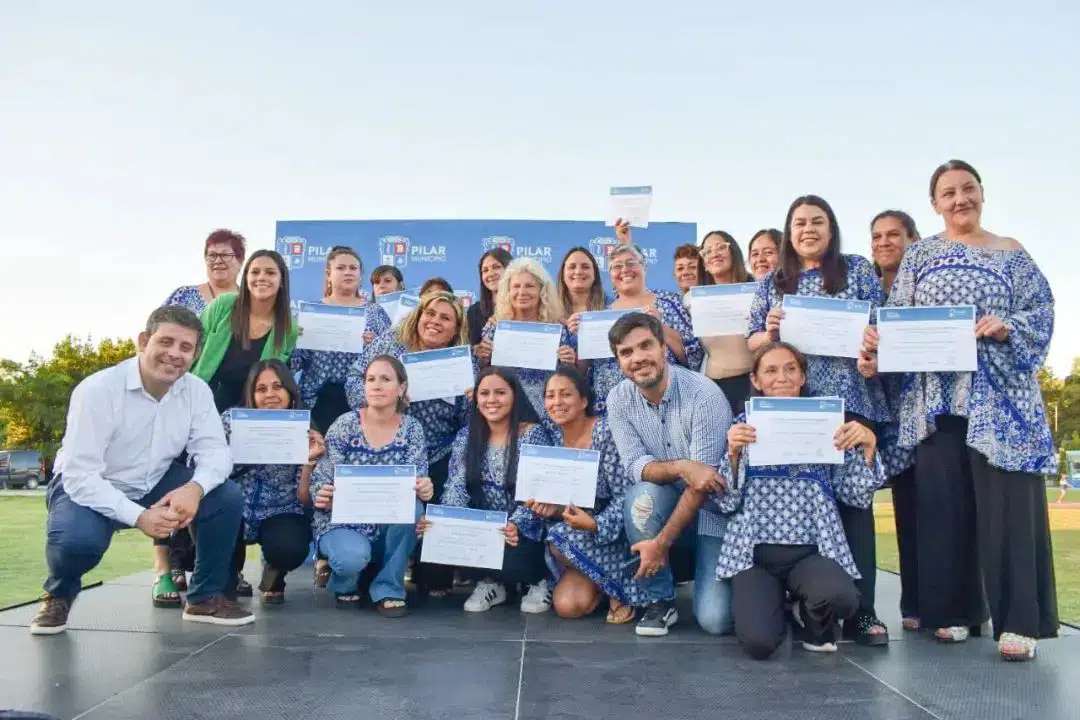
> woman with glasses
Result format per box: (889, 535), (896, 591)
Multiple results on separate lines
(164, 229), (246, 315)
(697, 231), (755, 412)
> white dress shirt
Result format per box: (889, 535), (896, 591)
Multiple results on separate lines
(53, 356), (233, 527)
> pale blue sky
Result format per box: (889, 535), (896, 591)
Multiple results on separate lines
(2, 2), (1077, 374)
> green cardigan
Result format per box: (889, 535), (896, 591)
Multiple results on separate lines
(192, 293), (298, 383)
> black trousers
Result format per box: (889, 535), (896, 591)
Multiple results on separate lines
(230, 514), (312, 592)
(839, 412), (878, 618)
(712, 373), (752, 417)
(413, 454), (455, 591)
(465, 535), (547, 587)
(731, 544), (858, 660)
(890, 466), (919, 618)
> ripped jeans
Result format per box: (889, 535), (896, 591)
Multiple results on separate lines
(623, 481), (733, 635)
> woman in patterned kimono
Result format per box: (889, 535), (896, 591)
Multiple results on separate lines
(524, 366), (643, 624)
(290, 246), (391, 434)
(860, 160), (1058, 661)
(720, 341), (885, 659)
(310, 355), (434, 617)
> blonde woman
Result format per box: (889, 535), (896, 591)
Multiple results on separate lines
(479, 258), (577, 418)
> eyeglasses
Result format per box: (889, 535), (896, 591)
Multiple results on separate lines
(205, 252), (237, 263)
(702, 243), (731, 258)
(609, 260), (642, 274)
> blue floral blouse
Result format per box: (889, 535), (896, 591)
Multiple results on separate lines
(440, 423), (554, 542)
(884, 236), (1057, 474)
(587, 289), (704, 415)
(221, 411), (307, 542)
(309, 411), (429, 543)
(164, 285), (209, 316)
(343, 330), (474, 464)
(748, 255), (891, 423)
(290, 301), (391, 411)
(480, 320), (576, 420)
(713, 413), (885, 579)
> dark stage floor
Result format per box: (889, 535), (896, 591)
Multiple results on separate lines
(1, 566), (1076, 719)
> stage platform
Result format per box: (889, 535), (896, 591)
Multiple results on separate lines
(1, 566), (1077, 719)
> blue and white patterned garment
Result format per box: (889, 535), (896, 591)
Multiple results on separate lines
(713, 412), (885, 580)
(606, 363), (732, 537)
(309, 411), (429, 543)
(163, 285), (209, 316)
(220, 410), (307, 542)
(748, 255), (891, 423)
(343, 330), (474, 464)
(885, 236), (1057, 474)
(544, 416), (646, 606)
(440, 423), (555, 543)
(586, 289), (704, 415)
(481, 321), (576, 420)
(290, 301), (391, 411)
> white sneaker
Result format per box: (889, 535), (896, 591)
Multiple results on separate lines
(520, 579), (553, 614)
(464, 580), (507, 612)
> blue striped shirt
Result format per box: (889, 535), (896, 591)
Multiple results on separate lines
(606, 363), (733, 537)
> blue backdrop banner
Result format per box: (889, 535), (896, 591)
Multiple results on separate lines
(275, 219), (697, 309)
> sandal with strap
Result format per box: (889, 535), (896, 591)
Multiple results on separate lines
(934, 626), (970, 643)
(606, 603), (636, 625)
(375, 598), (409, 618)
(314, 559), (331, 588)
(847, 611), (890, 647)
(152, 573), (181, 608)
(901, 616), (921, 631)
(261, 591), (285, 605)
(170, 569), (188, 592)
(999, 632), (1038, 662)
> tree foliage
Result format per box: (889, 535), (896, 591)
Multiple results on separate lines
(0, 335), (136, 468)
(1039, 362), (1080, 470)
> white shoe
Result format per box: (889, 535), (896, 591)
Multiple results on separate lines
(464, 580), (507, 612)
(520, 579), (553, 614)
(802, 640), (838, 653)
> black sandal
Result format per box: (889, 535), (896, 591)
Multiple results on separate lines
(848, 611), (890, 646)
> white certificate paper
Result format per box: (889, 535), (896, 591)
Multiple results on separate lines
(515, 444), (599, 508)
(420, 504), (507, 570)
(606, 185), (653, 228)
(780, 295), (871, 359)
(577, 309), (633, 360)
(296, 302), (367, 353)
(402, 346), (474, 402)
(689, 283), (759, 337)
(331, 465), (416, 525)
(746, 397), (844, 467)
(376, 291), (420, 329)
(228, 409), (311, 465)
(876, 305), (977, 373)
(491, 321), (562, 371)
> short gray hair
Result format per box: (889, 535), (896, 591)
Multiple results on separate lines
(607, 243), (646, 266)
(145, 305), (203, 345)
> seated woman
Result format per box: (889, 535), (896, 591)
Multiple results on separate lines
(529, 366), (643, 624)
(420, 367), (555, 614)
(718, 341), (884, 659)
(220, 360), (323, 604)
(310, 355), (434, 617)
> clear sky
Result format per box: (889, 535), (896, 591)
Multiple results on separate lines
(2, 2), (1077, 375)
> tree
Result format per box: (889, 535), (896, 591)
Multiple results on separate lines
(0, 335), (136, 469)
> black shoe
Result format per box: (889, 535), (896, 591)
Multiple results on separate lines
(844, 611), (890, 647)
(235, 574), (253, 597)
(635, 602), (678, 637)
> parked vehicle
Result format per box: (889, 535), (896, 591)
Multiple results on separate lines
(0, 450), (43, 490)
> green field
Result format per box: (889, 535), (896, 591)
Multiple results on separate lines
(2, 491), (1079, 625)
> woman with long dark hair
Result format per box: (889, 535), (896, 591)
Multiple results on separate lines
(469, 247), (513, 362)
(558, 246), (607, 318)
(747, 229), (781, 280)
(697, 230), (755, 412)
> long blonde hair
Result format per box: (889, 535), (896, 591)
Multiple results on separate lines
(396, 291), (470, 351)
(493, 258), (565, 323)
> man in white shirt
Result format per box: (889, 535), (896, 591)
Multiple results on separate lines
(31, 305), (253, 635)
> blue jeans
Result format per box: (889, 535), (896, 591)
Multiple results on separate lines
(44, 460), (241, 605)
(317, 500), (422, 602)
(623, 481), (733, 635)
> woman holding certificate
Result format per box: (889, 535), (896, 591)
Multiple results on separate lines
(557, 246), (607, 317)
(479, 258), (577, 419)
(720, 342), (884, 659)
(220, 360), (323, 604)
(468, 247), (513, 361)
(860, 160), (1058, 661)
(344, 290), (474, 595)
(290, 246), (392, 433)
(746, 196), (890, 645)
(430, 367), (556, 614)
(310, 355), (434, 616)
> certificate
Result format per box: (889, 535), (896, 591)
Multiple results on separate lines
(491, 321), (562, 371)
(402, 346), (475, 402)
(780, 295), (871, 358)
(876, 305), (977, 373)
(228, 409), (311, 465)
(515, 444), (599, 508)
(606, 185), (653, 228)
(330, 465), (416, 525)
(746, 397), (844, 466)
(376, 291), (420, 328)
(577, 309), (633, 360)
(296, 303), (367, 353)
(688, 283), (759, 337)
(420, 504), (507, 570)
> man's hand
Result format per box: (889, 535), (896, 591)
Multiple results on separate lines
(630, 537), (669, 580)
(153, 481), (204, 528)
(136, 505), (182, 539)
(682, 460), (726, 494)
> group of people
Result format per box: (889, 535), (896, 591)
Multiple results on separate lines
(31, 159), (1059, 663)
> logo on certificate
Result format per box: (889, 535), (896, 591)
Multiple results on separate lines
(277, 236), (307, 270)
(481, 236), (515, 254)
(588, 236), (619, 271)
(379, 235), (411, 268)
